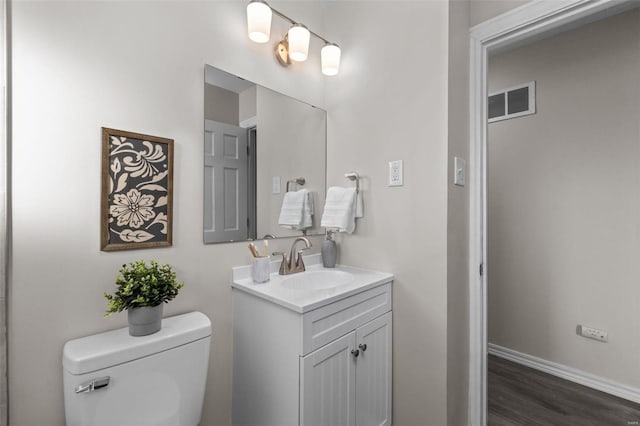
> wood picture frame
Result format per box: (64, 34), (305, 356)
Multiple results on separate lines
(100, 127), (174, 251)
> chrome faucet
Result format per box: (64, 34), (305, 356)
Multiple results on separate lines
(272, 237), (312, 275)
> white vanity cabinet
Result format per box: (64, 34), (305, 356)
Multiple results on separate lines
(231, 263), (393, 426)
(301, 311), (392, 426)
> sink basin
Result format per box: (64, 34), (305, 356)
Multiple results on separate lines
(232, 256), (394, 313)
(281, 270), (354, 291)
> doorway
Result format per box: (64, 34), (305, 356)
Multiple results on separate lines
(485, 7), (640, 424)
(468, 1), (640, 424)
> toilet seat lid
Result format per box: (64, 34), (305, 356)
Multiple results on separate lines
(62, 311), (211, 375)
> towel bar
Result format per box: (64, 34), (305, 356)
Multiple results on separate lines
(286, 177), (306, 192)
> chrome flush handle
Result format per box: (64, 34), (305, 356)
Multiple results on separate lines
(74, 376), (110, 394)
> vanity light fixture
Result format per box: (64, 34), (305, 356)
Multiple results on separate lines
(246, 0), (341, 76)
(287, 23), (310, 62)
(246, 0), (272, 43)
(321, 43), (341, 76)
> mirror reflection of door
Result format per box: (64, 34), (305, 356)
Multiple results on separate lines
(203, 121), (258, 243)
(203, 120), (253, 243)
(203, 66), (258, 244)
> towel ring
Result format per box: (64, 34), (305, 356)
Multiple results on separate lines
(286, 177), (306, 192)
(344, 172), (360, 193)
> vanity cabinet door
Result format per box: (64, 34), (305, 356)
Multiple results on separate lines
(355, 312), (392, 426)
(300, 332), (357, 426)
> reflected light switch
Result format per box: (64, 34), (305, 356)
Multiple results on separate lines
(272, 176), (281, 194)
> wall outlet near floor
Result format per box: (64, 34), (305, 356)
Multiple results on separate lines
(576, 325), (608, 342)
(388, 160), (403, 186)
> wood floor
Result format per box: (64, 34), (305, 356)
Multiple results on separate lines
(488, 354), (640, 426)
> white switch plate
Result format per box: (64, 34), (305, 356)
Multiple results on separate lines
(272, 176), (281, 194)
(454, 157), (466, 187)
(389, 160), (403, 186)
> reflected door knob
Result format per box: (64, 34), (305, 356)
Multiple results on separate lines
(358, 344), (367, 352)
(351, 349), (360, 358)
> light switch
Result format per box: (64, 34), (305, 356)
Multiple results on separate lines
(454, 157), (465, 187)
(272, 176), (281, 194)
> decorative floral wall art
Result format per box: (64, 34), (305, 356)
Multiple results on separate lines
(101, 128), (174, 251)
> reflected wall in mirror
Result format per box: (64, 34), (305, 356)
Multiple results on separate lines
(203, 65), (327, 244)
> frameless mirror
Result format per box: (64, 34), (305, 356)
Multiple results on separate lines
(203, 64), (327, 244)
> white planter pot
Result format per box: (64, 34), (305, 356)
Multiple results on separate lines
(128, 304), (164, 336)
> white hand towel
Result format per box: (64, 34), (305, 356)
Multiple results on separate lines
(321, 187), (358, 233)
(301, 191), (314, 229)
(355, 190), (364, 219)
(278, 190), (305, 228)
(278, 189), (314, 230)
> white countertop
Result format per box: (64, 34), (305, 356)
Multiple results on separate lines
(231, 254), (393, 313)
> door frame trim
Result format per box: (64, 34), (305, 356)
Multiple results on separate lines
(467, 1), (640, 424)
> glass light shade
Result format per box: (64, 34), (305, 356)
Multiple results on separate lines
(247, 0), (272, 43)
(321, 43), (341, 76)
(288, 24), (310, 62)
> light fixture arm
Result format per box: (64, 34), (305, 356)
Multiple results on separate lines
(269, 7), (331, 45)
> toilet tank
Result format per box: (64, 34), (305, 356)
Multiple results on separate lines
(62, 311), (211, 426)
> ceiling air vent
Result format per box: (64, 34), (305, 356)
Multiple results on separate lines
(488, 81), (536, 123)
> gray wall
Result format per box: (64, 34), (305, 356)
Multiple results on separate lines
(448, 1), (471, 425)
(256, 86), (326, 238)
(325, 2), (449, 424)
(470, 0), (530, 27)
(238, 85), (256, 125)
(487, 9), (640, 388)
(204, 83), (239, 125)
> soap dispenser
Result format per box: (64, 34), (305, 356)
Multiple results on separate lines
(322, 230), (337, 268)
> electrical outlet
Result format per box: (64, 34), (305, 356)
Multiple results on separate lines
(389, 160), (403, 187)
(577, 325), (608, 342)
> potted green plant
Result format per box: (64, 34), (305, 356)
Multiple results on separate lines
(104, 260), (184, 336)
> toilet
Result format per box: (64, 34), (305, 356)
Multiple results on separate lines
(62, 311), (211, 426)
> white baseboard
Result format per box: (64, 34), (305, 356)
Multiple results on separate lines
(488, 343), (640, 404)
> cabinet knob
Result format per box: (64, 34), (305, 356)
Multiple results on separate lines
(358, 344), (367, 352)
(351, 349), (360, 358)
